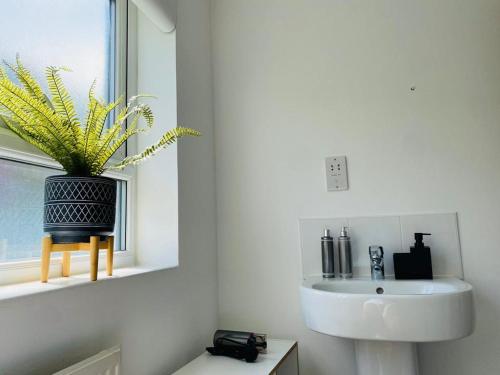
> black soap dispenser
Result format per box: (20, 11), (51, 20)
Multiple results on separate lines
(393, 233), (433, 280)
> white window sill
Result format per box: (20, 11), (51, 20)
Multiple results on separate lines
(0, 266), (169, 302)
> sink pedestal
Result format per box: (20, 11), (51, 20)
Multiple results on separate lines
(355, 341), (419, 375)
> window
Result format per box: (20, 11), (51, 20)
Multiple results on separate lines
(0, 1), (130, 271)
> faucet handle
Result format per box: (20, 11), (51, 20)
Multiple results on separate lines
(369, 246), (384, 259)
(369, 246), (385, 280)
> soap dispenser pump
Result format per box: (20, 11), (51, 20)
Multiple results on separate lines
(412, 233), (431, 252)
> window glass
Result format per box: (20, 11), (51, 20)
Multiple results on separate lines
(0, 0), (114, 117)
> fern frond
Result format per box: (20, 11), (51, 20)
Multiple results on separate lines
(0, 59), (200, 176)
(0, 78), (59, 127)
(1, 116), (55, 156)
(45, 66), (81, 142)
(139, 104), (154, 127)
(109, 127), (201, 170)
(90, 105), (153, 174)
(83, 96), (105, 156)
(0, 78), (75, 153)
(0, 115), (73, 170)
(0, 79), (74, 148)
(0, 95), (75, 168)
(85, 101), (148, 174)
(83, 95), (123, 161)
(96, 97), (123, 138)
(3, 56), (47, 104)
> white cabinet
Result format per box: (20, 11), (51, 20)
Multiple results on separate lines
(173, 339), (298, 375)
(274, 345), (298, 375)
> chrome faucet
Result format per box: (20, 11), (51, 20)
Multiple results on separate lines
(369, 246), (385, 280)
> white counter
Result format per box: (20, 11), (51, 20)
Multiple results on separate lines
(173, 339), (298, 375)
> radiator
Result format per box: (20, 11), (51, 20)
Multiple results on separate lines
(53, 346), (120, 375)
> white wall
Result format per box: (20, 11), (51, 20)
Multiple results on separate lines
(211, 1), (500, 374)
(136, 0), (179, 269)
(0, 1), (217, 374)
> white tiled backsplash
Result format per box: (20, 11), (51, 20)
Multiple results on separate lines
(299, 213), (463, 279)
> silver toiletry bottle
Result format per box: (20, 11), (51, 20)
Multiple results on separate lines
(338, 226), (353, 279)
(321, 229), (335, 278)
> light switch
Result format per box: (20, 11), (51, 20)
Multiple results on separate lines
(325, 156), (348, 191)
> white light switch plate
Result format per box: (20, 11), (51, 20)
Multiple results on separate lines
(325, 156), (348, 191)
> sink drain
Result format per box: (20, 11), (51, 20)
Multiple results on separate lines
(376, 287), (384, 295)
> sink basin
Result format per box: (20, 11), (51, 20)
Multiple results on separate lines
(301, 276), (473, 342)
(300, 277), (474, 375)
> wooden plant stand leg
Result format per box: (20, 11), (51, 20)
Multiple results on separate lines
(41, 235), (114, 283)
(62, 252), (71, 277)
(41, 236), (52, 283)
(107, 236), (114, 276)
(89, 236), (99, 282)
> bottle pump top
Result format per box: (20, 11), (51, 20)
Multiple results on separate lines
(340, 226), (349, 237)
(414, 233), (431, 248)
(324, 228), (331, 237)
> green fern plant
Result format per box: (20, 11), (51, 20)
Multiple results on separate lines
(0, 58), (200, 176)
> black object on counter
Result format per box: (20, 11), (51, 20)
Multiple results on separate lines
(393, 233), (433, 280)
(206, 330), (266, 363)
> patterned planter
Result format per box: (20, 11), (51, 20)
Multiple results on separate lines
(44, 175), (117, 244)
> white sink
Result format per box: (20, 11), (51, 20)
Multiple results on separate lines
(300, 277), (474, 375)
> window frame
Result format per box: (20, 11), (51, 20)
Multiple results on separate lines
(0, 0), (137, 285)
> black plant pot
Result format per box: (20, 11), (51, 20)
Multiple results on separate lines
(44, 175), (117, 244)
